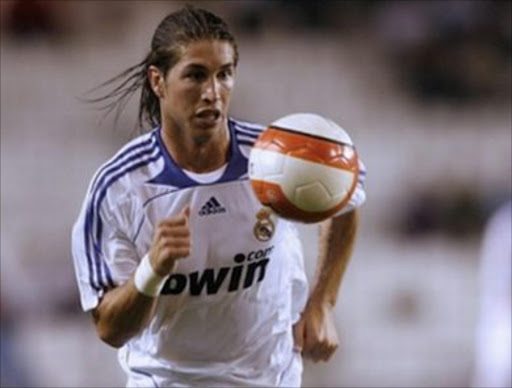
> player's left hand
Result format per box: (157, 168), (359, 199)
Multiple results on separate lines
(292, 301), (339, 362)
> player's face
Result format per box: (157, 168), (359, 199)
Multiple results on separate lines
(161, 39), (236, 145)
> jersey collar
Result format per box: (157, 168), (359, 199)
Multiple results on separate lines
(147, 119), (248, 188)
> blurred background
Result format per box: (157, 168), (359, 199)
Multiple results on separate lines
(1, 0), (510, 387)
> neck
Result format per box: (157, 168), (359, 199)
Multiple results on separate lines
(161, 120), (230, 173)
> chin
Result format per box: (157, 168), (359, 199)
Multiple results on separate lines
(189, 118), (227, 145)
(192, 135), (213, 146)
(191, 127), (215, 145)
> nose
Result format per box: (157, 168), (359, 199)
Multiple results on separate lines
(201, 77), (220, 102)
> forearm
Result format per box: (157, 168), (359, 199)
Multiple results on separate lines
(309, 209), (359, 308)
(91, 206), (191, 348)
(92, 277), (158, 348)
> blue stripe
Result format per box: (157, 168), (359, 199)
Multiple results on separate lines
(85, 143), (159, 290)
(142, 189), (179, 208)
(130, 367), (159, 388)
(90, 135), (156, 194)
(237, 139), (256, 147)
(91, 150), (162, 291)
(235, 131), (259, 140)
(235, 135), (258, 145)
(84, 138), (159, 291)
(125, 346), (160, 388)
(234, 122), (265, 133)
(102, 260), (112, 287)
(234, 126), (262, 137)
(133, 215), (146, 244)
(91, 148), (161, 290)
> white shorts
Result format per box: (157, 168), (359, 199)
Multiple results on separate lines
(124, 351), (303, 387)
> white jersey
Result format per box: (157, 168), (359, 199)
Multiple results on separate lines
(71, 118), (367, 387)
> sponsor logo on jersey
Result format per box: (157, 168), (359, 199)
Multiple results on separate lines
(198, 196), (227, 216)
(253, 208), (275, 242)
(161, 246), (274, 296)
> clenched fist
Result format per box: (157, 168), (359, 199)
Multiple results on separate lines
(293, 301), (339, 362)
(148, 205), (191, 277)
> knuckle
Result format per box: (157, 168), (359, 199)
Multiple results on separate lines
(162, 247), (175, 259)
(155, 227), (168, 240)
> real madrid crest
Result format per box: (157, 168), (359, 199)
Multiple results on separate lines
(253, 208), (276, 242)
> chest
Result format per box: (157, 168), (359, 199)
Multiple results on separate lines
(133, 180), (278, 271)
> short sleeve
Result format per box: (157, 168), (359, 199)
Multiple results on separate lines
(71, 182), (139, 312)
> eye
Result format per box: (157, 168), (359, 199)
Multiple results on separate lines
(186, 70), (207, 82)
(218, 68), (233, 81)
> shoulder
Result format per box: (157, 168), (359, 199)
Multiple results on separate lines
(230, 118), (266, 158)
(86, 129), (162, 213)
(230, 117), (266, 144)
(103, 130), (159, 172)
(486, 200), (512, 235)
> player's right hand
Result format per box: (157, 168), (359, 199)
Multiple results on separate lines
(148, 205), (191, 276)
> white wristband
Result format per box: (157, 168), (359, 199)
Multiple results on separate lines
(134, 254), (167, 297)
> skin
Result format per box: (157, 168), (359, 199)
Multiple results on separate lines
(93, 39), (235, 347)
(92, 39), (359, 366)
(148, 39), (235, 174)
(293, 209), (359, 362)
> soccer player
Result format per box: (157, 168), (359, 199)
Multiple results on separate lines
(71, 5), (366, 387)
(472, 200), (511, 388)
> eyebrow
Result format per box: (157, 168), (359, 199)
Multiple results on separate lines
(183, 62), (234, 71)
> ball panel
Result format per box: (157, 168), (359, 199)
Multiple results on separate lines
(248, 112), (360, 223)
(248, 148), (285, 181)
(250, 150), (358, 213)
(253, 128), (358, 172)
(250, 179), (344, 223)
(279, 154), (357, 211)
(294, 181), (332, 212)
(271, 113), (353, 145)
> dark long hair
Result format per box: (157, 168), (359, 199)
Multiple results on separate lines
(87, 5), (238, 132)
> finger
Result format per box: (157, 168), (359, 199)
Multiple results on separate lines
(163, 237), (191, 249)
(292, 320), (305, 352)
(315, 342), (337, 362)
(302, 325), (317, 355)
(316, 344), (333, 362)
(158, 226), (191, 238)
(304, 341), (320, 361)
(181, 204), (191, 219)
(162, 246), (191, 260)
(302, 332), (328, 362)
(307, 344), (327, 363)
(158, 216), (188, 228)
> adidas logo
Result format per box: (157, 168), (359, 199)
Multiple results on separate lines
(198, 196), (227, 216)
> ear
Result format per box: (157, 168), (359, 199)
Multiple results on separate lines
(148, 66), (165, 98)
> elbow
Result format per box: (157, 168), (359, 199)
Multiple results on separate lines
(98, 325), (132, 348)
(92, 304), (130, 348)
(96, 325), (127, 348)
(101, 337), (125, 349)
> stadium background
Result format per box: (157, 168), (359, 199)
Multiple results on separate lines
(1, 1), (510, 387)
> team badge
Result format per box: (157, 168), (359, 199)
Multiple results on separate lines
(253, 208), (275, 242)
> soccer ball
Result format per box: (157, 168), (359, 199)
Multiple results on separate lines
(248, 113), (359, 223)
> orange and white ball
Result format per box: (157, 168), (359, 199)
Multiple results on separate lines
(249, 113), (359, 223)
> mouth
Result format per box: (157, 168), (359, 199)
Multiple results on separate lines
(194, 108), (221, 128)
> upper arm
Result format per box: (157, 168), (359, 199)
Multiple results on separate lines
(71, 182), (140, 312)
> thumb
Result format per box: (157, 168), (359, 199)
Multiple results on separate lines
(181, 204), (191, 219)
(292, 318), (305, 352)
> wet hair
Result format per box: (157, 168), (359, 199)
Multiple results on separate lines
(87, 5), (238, 132)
